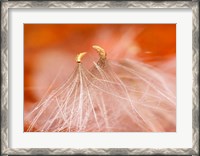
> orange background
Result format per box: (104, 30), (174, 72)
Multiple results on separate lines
(24, 24), (176, 127)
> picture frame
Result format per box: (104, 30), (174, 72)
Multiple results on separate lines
(1, 1), (199, 155)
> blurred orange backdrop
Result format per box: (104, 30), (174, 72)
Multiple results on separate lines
(24, 24), (176, 131)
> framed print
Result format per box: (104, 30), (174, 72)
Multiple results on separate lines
(1, 1), (199, 155)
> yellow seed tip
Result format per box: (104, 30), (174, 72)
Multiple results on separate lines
(92, 45), (106, 60)
(76, 52), (87, 63)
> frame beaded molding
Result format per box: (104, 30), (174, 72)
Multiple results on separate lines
(1, 1), (199, 155)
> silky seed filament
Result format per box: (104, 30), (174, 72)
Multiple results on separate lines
(25, 45), (176, 132)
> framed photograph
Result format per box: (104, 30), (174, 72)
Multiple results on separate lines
(1, 1), (199, 155)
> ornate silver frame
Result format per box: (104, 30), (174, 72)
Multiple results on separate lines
(1, 1), (199, 155)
